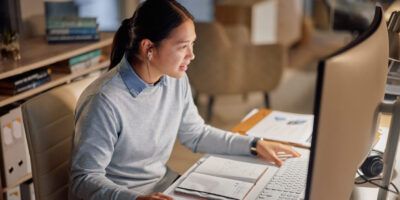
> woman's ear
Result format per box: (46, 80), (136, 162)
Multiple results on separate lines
(140, 39), (154, 60)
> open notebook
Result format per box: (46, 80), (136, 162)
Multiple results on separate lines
(175, 156), (268, 200)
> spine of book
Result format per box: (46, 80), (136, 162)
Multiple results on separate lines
(46, 34), (100, 43)
(46, 17), (97, 29)
(14, 76), (51, 94)
(69, 49), (102, 66)
(52, 55), (101, 74)
(0, 76), (51, 95)
(0, 68), (50, 89)
(70, 55), (101, 73)
(47, 27), (98, 35)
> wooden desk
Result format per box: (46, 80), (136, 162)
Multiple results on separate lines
(165, 110), (399, 199)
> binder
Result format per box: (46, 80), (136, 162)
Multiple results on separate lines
(21, 179), (35, 200)
(6, 185), (22, 200)
(10, 107), (32, 174)
(0, 107), (31, 186)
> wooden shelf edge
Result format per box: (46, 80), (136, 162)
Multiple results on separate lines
(0, 33), (114, 80)
(2, 173), (32, 193)
(0, 60), (110, 107)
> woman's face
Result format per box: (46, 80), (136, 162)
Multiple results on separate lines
(151, 19), (196, 79)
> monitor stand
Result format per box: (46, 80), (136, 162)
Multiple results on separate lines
(378, 98), (400, 200)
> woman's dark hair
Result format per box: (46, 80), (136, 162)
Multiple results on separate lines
(109, 0), (194, 70)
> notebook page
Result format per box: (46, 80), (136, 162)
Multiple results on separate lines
(195, 156), (268, 183)
(176, 172), (253, 200)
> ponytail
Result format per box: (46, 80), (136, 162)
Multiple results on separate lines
(109, 18), (134, 70)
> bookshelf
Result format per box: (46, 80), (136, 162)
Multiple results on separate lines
(0, 32), (114, 107)
(0, 32), (114, 198)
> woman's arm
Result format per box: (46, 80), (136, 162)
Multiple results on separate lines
(177, 74), (300, 165)
(177, 74), (253, 155)
(70, 93), (139, 200)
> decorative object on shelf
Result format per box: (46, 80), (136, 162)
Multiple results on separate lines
(0, 30), (21, 61)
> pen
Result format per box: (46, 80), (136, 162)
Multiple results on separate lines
(261, 138), (310, 149)
(287, 120), (306, 125)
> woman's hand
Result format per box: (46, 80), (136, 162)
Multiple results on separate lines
(256, 140), (301, 167)
(137, 192), (173, 200)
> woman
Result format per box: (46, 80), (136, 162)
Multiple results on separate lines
(69, 0), (299, 199)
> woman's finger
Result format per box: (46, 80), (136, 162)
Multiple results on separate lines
(269, 151), (283, 167)
(275, 144), (301, 157)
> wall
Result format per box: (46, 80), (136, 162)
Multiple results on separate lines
(177, 0), (215, 22)
(19, 0), (45, 37)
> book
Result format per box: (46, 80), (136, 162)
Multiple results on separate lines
(234, 109), (314, 148)
(69, 49), (101, 66)
(0, 75), (51, 95)
(44, 1), (78, 18)
(0, 68), (50, 89)
(46, 26), (98, 35)
(50, 49), (102, 73)
(51, 55), (102, 74)
(175, 156), (268, 200)
(46, 33), (100, 43)
(46, 17), (97, 29)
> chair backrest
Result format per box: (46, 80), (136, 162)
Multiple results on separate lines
(188, 22), (284, 95)
(21, 76), (96, 200)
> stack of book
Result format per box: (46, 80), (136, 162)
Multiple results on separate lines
(51, 49), (103, 74)
(0, 68), (51, 95)
(45, 1), (99, 43)
(46, 17), (99, 43)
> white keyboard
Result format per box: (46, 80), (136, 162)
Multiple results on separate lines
(256, 155), (309, 200)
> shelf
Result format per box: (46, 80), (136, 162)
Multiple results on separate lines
(2, 173), (32, 193)
(0, 60), (110, 107)
(0, 32), (114, 80)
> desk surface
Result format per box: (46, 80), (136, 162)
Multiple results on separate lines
(165, 112), (399, 200)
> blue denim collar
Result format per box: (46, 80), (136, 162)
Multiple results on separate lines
(118, 56), (166, 97)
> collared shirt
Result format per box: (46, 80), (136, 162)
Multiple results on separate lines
(69, 56), (253, 200)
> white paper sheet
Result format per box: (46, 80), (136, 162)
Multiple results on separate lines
(246, 111), (314, 147)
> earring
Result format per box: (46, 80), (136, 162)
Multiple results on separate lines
(147, 52), (152, 61)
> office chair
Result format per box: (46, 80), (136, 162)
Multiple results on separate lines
(21, 76), (96, 200)
(189, 22), (284, 121)
(313, 0), (373, 34)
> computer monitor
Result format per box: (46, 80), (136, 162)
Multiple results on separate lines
(306, 5), (388, 200)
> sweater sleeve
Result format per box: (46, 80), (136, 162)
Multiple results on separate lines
(177, 74), (254, 155)
(70, 93), (139, 200)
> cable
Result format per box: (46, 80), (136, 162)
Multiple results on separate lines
(355, 171), (399, 195)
